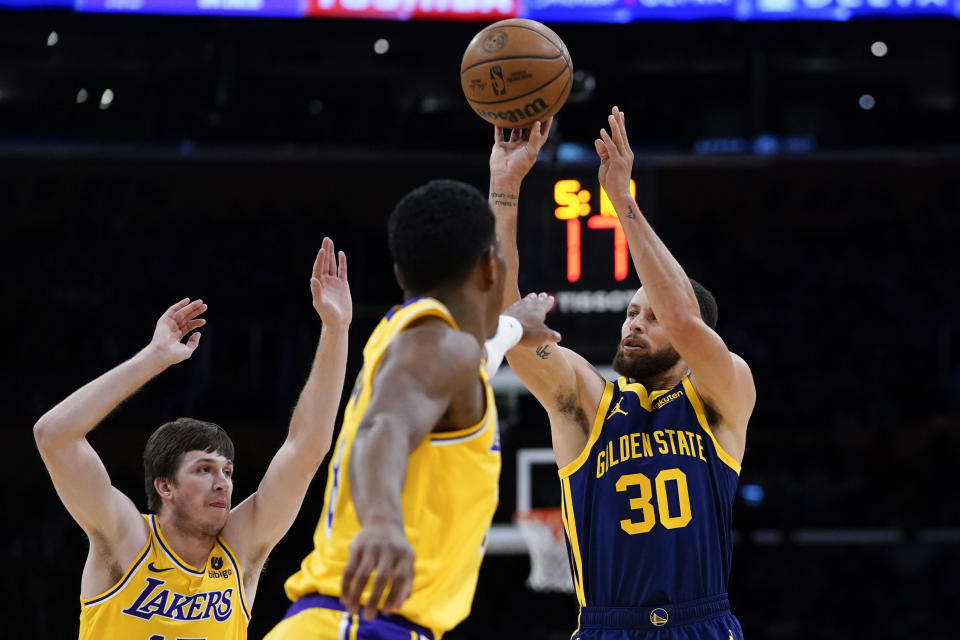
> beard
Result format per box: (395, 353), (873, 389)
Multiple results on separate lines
(612, 342), (682, 386)
(171, 501), (228, 538)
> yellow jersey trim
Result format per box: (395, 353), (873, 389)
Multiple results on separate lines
(380, 298), (460, 349)
(80, 534), (152, 607)
(682, 377), (741, 475)
(151, 514), (205, 576)
(216, 536), (251, 622)
(558, 381), (615, 479)
(616, 377), (672, 411)
(560, 477), (587, 606)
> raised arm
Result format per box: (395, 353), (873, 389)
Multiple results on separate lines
(223, 238), (351, 594)
(489, 118), (552, 307)
(340, 321), (480, 620)
(596, 106), (755, 454)
(489, 120), (607, 465)
(33, 299), (206, 565)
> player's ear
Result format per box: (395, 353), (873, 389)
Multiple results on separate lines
(154, 477), (174, 502)
(393, 263), (407, 291)
(476, 245), (498, 291)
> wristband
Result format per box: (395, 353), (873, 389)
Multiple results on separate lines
(483, 315), (523, 378)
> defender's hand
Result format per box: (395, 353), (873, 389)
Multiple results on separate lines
(311, 236), (352, 328)
(595, 106), (634, 201)
(504, 292), (562, 348)
(149, 298), (206, 365)
(490, 117), (553, 187)
(341, 522), (415, 619)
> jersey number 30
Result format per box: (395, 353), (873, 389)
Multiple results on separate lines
(616, 468), (692, 534)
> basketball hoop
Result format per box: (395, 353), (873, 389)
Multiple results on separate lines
(515, 507), (575, 593)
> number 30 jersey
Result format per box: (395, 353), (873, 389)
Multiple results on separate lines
(559, 376), (741, 607)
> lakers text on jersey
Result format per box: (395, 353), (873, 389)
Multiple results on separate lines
(79, 514), (249, 640)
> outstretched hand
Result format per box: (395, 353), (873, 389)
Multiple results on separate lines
(490, 117), (554, 187)
(504, 292), (562, 348)
(595, 106), (634, 200)
(311, 236), (352, 328)
(150, 298), (206, 365)
(340, 522), (414, 620)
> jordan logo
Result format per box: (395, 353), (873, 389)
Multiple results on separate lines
(606, 398), (629, 420)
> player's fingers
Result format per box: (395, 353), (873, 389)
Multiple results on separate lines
(540, 116), (554, 140)
(322, 237), (336, 276)
(185, 301), (208, 320)
(185, 332), (201, 351)
(362, 557), (395, 620)
(381, 569), (413, 615)
(494, 125), (504, 145)
(607, 113), (624, 152)
(612, 106), (629, 150)
(174, 299), (205, 324)
(594, 138), (608, 159)
(183, 318), (206, 334)
(599, 127), (616, 155)
(341, 549), (378, 615)
(310, 248), (327, 278)
(617, 108), (629, 146)
(167, 297), (191, 315)
(337, 250), (348, 281)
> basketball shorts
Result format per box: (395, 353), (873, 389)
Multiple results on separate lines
(571, 594), (743, 640)
(264, 594), (435, 640)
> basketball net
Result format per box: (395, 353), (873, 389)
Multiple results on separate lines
(515, 508), (575, 593)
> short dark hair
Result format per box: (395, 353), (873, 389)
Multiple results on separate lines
(388, 179), (496, 294)
(689, 278), (718, 329)
(143, 417), (235, 513)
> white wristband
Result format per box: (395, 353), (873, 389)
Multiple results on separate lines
(483, 315), (523, 378)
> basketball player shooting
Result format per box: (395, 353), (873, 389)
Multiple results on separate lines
(266, 176), (561, 640)
(493, 107), (756, 639)
(33, 237), (352, 639)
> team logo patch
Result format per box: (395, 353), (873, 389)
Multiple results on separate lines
(606, 398), (629, 420)
(650, 607), (669, 627)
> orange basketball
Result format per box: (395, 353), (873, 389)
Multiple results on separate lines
(460, 19), (573, 129)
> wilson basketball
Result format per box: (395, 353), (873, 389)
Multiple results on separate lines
(460, 19), (573, 129)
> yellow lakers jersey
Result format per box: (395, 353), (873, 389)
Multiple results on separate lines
(283, 297), (501, 636)
(80, 514), (249, 639)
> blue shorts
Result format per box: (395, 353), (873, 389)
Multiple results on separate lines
(266, 594), (435, 640)
(572, 594), (743, 640)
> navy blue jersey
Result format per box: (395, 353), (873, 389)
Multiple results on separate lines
(559, 376), (740, 608)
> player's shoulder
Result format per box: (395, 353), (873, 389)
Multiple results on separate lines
(387, 317), (482, 381)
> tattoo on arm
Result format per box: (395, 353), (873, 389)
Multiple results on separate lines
(490, 192), (519, 209)
(625, 205), (637, 219)
(536, 344), (551, 359)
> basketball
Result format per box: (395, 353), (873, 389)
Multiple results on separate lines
(460, 19), (573, 129)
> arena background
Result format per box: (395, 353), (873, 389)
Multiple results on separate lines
(2, 7), (959, 638)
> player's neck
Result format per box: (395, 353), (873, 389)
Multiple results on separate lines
(415, 286), (491, 345)
(630, 361), (689, 392)
(156, 510), (219, 569)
